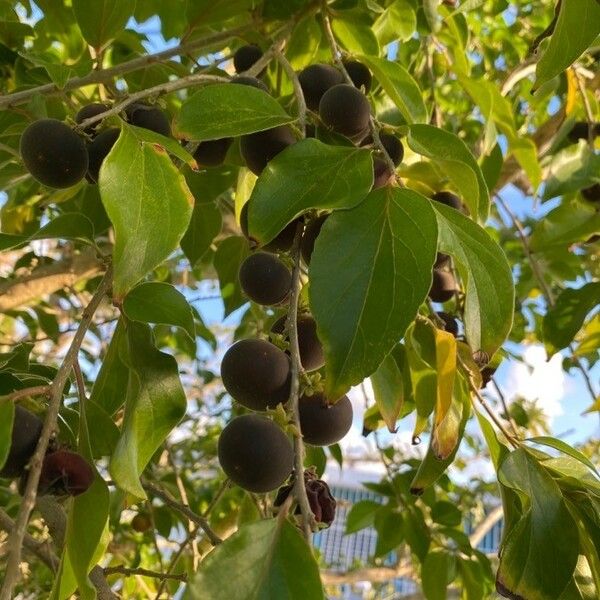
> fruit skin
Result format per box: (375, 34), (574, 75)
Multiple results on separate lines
(193, 138), (233, 167)
(434, 252), (451, 268)
(299, 393), (353, 446)
(239, 252), (292, 306)
(240, 203), (301, 252)
(271, 313), (325, 372)
(429, 269), (456, 303)
(240, 125), (296, 175)
(86, 127), (120, 183)
(231, 75), (268, 92)
(432, 191), (462, 211)
(301, 214), (328, 265)
(343, 60), (372, 93)
(372, 158), (394, 189)
(220, 339), (291, 411)
(126, 104), (171, 137)
(131, 513), (152, 532)
(218, 414), (294, 493)
(437, 311), (459, 337)
(233, 45), (263, 74)
(568, 121), (600, 143)
(298, 64), (344, 111)
(319, 84), (371, 138)
(379, 134), (404, 165)
(75, 103), (108, 134)
(0, 406), (43, 479)
(37, 450), (94, 496)
(582, 184), (600, 203)
(20, 119), (89, 189)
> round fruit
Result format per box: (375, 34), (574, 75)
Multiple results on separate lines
(218, 414), (293, 493)
(298, 64), (344, 111)
(131, 513), (152, 532)
(568, 121), (600, 143)
(299, 393), (353, 446)
(220, 339), (291, 410)
(429, 269), (456, 303)
(343, 60), (372, 92)
(239, 252), (292, 306)
(126, 104), (171, 137)
(432, 191), (462, 211)
(434, 252), (451, 268)
(87, 127), (120, 183)
(75, 103), (108, 134)
(379, 133), (404, 165)
(301, 214), (328, 265)
(373, 158), (394, 189)
(582, 184), (600, 203)
(0, 406), (43, 479)
(437, 311), (459, 336)
(233, 45), (263, 74)
(38, 450), (94, 496)
(319, 84), (371, 138)
(271, 313), (325, 372)
(193, 138), (233, 167)
(240, 125), (296, 175)
(230, 75), (268, 92)
(20, 119), (88, 189)
(240, 203), (301, 252)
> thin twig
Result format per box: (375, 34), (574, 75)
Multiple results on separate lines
(1, 265), (112, 600)
(490, 376), (520, 437)
(274, 49), (307, 136)
(0, 385), (51, 403)
(104, 565), (187, 582)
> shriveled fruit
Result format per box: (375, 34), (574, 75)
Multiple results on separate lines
(20, 119), (88, 189)
(319, 84), (370, 138)
(432, 191), (462, 211)
(343, 60), (372, 93)
(299, 393), (353, 446)
(271, 313), (325, 372)
(194, 138), (233, 167)
(233, 45), (263, 74)
(239, 252), (292, 306)
(75, 103), (108, 134)
(298, 64), (344, 111)
(240, 125), (296, 175)
(37, 450), (94, 496)
(429, 269), (456, 303)
(218, 414), (293, 493)
(220, 339), (291, 410)
(126, 103), (171, 137)
(301, 214), (328, 265)
(0, 406), (43, 479)
(87, 127), (120, 183)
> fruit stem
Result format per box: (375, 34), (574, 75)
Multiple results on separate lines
(275, 49), (307, 137)
(285, 222), (317, 541)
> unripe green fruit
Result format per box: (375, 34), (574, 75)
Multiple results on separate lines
(126, 104), (171, 137)
(429, 269), (456, 303)
(298, 64), (344, 111)
(270, 313), (325, 372)
(194, 138), (233, 167)
(218, 414), (293, 493)
(239, 252), (292, 306)
(87, 127), (119, 183)
(20, 119), (88, 188)
(240, 125), (295, 175)
(299, 393), (353, 446)
(301, 214), (328, 265)
(319, 84), (370, 137)
(432, 191), (462, 211)
(343, 60), (372, 93)
(233, 45), (263, 74)
(75, 102), (108, 134)
(0, 406), (43, 479)
(220, 339), (291, 410)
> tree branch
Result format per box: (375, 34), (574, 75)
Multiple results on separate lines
(0, 386), (50, 403)
(274, 50), (307, 136)
(104, 565), (187, 582)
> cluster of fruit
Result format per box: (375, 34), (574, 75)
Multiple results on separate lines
(0, 406), (94, 496)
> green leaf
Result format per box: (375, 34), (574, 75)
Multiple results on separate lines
(72, 0), (135, 49)
(527, 436), (599, 477)
(373, 507), (404, 557)
(359, 55), (428, 124)
(0, 401), (15, 472)
(247, 139), (373, 245)
(345, 500), (381, 534)
(402, 506), (431, 561)
(331, 15), (380, 56)
(374, 0), (416, 43)
(176, 84), (294, 141)
(109, 321), (187, 498)
(408, 124), (490, 222)
(213, 236), (251, 317)
(186, 0), (253, 26)
(99, 124), (193, 300)
(422, 549), (453, 600)
(123, 282), (196, 344)
(309, 187), (437, 399)
(543, 282), (600, 356)
(181, 198), (222, 267)
(129, 124), (197, 168)
(535, 0), (600, 90)
(431, 501), (462, 527)
(186, 519), (324, 600)
(370, 353), (404, 433)
(432, 202), (514, 356)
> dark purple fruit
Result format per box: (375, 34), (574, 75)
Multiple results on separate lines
(582, 184), (600, 203)
(0, 406), (43, 479)
(434, 252), (451, 268)
(75, 103), (109, 134)
(480, 365), (497, 388)
(437, 312), (458, 336)
(373, 158), (394, 189)
(38, 450), (94, 496)
(429, 269), (456, 303)
(126, 104), (171, 137)
(233, 45), (263, 74)
(230, 75), (269, 92)
(86, 127), (120, 183)
(298, 64), (344, 111)
(193, 138), (233, 167)
(343, 60), (372, 93)
(20, 119), (88, 188)
(239, 252), (292, 306)
(299, 393), (353, 446)
(218, 414), (293, 493)
(271, 313), (325, 372)
(240, 203), (301, 252)
(301, 214), (328, 265)
(220, 339), (291, 411)
(432, 191), (462, 211)
(567, 121), (600, 143)
(131, 513), (152, 532)
(240, 125), (296, 175)
(319, 84), (371, 138)
(379, 134), (404, 165)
